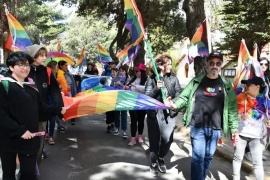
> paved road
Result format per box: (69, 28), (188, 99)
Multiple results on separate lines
(0, 114), (255, 180)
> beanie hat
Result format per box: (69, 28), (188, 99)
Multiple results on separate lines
(26, 44), (47, 58)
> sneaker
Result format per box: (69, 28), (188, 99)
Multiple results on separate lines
(106, 126), (111, 133)
(122, 131), (127, 139)
(158, 159), (166, 173)
(48, 138), (55, 145)
(150, 163), (159, 177)
(59, 126), (66, 133)
(128, 137), (136, 146)
(113, 128), (119, 135)
(138, 135), (144, 143)
(244, 152), (252, 162)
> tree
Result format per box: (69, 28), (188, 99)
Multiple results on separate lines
(48, 15), (117, 62)
(220, 0), (270, 55)
(58, 0), (187, 64)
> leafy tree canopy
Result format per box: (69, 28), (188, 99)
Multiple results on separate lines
(9, 0), (66, 44)
(219, 0), (270, 54)
(58, 0), (187, 62)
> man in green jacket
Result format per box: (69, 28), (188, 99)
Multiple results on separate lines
(167, 52), (238, 180)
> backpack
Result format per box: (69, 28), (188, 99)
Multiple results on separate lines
(1, 67), (52, 94)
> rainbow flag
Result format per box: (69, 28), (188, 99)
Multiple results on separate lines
(4, 5), (32, 51)
(188, 18), (210, 63)
(124, 0), (146, 63)
(76, 47), (85, 66)
(45, 52), (75, 65)
(116, 44), (132, 67)
(62, 89), (168, 120)
(97, 43), (112, 64)
(235, 40), (251, 80)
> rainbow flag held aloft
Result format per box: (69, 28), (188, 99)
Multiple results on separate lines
(45, 52), (75, 65)
(124, 0), (146, 63)
(124, 0), (145, 46)
(63, 89), (168, 120)
(97, 43), (112, 64)
(235, 40), (251, 80)
(188, 18), (210, 64)
(4, 5), (32, 51)
(76, 47), (85, 66)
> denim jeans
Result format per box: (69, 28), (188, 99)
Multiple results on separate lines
(114, 111), (127, 131)
(232, 136), (264, 180)
(48, 116), (56, 137)
(190, 126), (220, 180)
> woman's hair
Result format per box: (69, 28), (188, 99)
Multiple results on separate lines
(34, 47), (47, 59)
(6, 52), (33, 71)
(155, 55), (173, 74)
(119, 65), (129, 83)
(58, 60), (67, 70)
(47, 60), (58, 75)
(127, 68), (147, 86)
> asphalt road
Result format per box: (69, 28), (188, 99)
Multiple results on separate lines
(0, 114), (255, 180)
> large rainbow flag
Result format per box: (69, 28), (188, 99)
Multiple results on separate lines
(62, 88), (168, 120)
(4, 5), (33, 51)
(188, 18), (210, 64)
(124, 0), (146, 62)
(45, 52), (75, 65)
(97, 43), (112, 64)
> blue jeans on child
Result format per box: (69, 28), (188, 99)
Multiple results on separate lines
(190, 126), (220, 180)
(114, 111), (127, 131)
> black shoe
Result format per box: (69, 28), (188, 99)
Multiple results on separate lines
(150, 163), (159, 177)
(158, 159), (166, 173)
(41, 151), (47, 159)
(106, 126), (111, 133)
(58, 126), (66, 133)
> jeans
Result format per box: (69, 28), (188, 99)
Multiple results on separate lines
(190, 126), (220, 180)
(48, 116), (56, 137)
(114, 111), (127, 131)
(232, 135), (264, 180)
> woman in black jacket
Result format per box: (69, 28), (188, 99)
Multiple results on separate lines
(0, 52), (64, 180)
(145, 55), (181, 176)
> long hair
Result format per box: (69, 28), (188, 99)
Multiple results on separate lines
(127, 69), (147, 86)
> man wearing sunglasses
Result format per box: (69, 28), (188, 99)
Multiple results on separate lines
(166, 52), (238, 180)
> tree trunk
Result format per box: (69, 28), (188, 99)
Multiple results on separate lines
(183, 0), (205, 39)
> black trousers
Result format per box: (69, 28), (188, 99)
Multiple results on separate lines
(0, 151), (37, 180)
(106, 111), (115, 125)
(147, 112), (175, 163)
(129, 110), (146, 137)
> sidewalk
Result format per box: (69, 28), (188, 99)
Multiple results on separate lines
(175, 123), (270, 179)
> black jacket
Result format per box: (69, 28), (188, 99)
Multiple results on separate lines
(145, 74), (181, 119)
(0, 76), (61, 154)
(29, 65), (64, 121)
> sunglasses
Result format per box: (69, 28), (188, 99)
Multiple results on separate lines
(135, 70), (140, 73)
(260, 63), (268, 66)
(209, 61), (222, 67)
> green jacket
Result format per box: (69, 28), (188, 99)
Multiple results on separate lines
(175, 75), (238, 135)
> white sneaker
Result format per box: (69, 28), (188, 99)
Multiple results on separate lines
(113, 128), (119, 135)
(122, 131), (127, 139)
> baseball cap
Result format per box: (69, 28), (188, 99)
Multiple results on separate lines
(26, 44), (47, 58)
(207, 52), (223, 61)
(241, 76), (266, 93)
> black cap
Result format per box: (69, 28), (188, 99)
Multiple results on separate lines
(241, 76), (266, 93)
(207, 52), (223, 61)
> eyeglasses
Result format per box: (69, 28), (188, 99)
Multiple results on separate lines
(16, 64), (30, 69)
(209, 61), (222, 67)
(260, 63), (268, 66)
